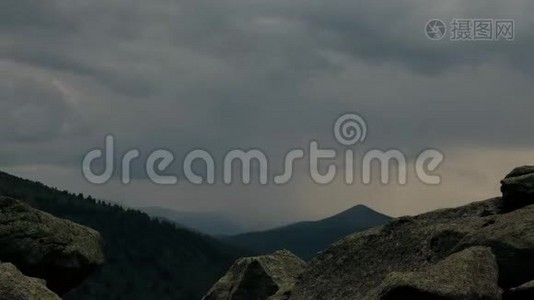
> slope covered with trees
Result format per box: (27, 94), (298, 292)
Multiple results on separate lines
(0, 171), (247, 300)
(224, 205), (391, 261)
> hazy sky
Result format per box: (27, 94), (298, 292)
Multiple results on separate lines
(1, 0), (534, 230)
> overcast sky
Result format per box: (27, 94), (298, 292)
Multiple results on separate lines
(1, 0), (534, 230)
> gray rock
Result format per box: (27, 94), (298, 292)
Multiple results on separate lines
(203, 250), (306, 300)
(289, 199), (503, 300)
(504, 280), (534, 300)
(287, 167), (534, 300)
(0, 197), (105, 295)
(452, 205), (534, 289)
(0, 262), (60, 300)
(501, 166), (534, 210)
(503, 166), (534, 178)
(373, 247), (501, 300)
(209, 167), (534, 300)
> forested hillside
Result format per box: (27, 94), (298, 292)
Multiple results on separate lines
(224, 205), (391, 261)
(0, 171), (247, 300)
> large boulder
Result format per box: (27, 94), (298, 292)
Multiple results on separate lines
(373, 247), (501, 300)
(501, 166), (534, 210)
(288, 167), (534, 299)
(0, 197), (105, 295)
(289, 201), (499, 299)
(206, 167), (534, 299)
(203, 250), (306, 300)
(0, 262), (60, 300)
(451, 205), (534, 288)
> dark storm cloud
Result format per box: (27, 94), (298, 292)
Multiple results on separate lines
(0, 62), (92, 167)
(0, 63), (92, 141)
(3, 0), (533, 96)
(1, 0), (533, 156)
(0, 78), (66, 142)
(1, 0), (534, 227)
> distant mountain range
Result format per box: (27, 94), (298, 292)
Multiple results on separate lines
(222, 205), (392, 260)
(0, 171), (248, 300)
(139, 206), (245, 236)
(206, 166), (534, 300)
(0, 169), (393, 298)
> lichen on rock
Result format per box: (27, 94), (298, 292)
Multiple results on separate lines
(374, 246), (501, 300)
(203, 250), (306, 300)
(0, 262), (60, 300)
(0, 196), (105, 295)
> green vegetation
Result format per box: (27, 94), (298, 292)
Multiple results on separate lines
(0, 171), (247, 300)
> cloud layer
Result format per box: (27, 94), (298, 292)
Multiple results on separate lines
(1, 0), (533, 229)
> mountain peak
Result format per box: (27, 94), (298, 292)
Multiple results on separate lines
(341, 204), (375, 213)
(225, 204), (392, 261)
(324, 204), (390, 224)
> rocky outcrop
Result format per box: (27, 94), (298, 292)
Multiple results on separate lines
(289, 166), (534, 299)
(0, 262), (60, 300)
(203, 250), (306, 300)
(373, 247), (501, 300)
(209, 166), (534, 300)
(501, 166), (534, 210)
(0, 196), (105, 295)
